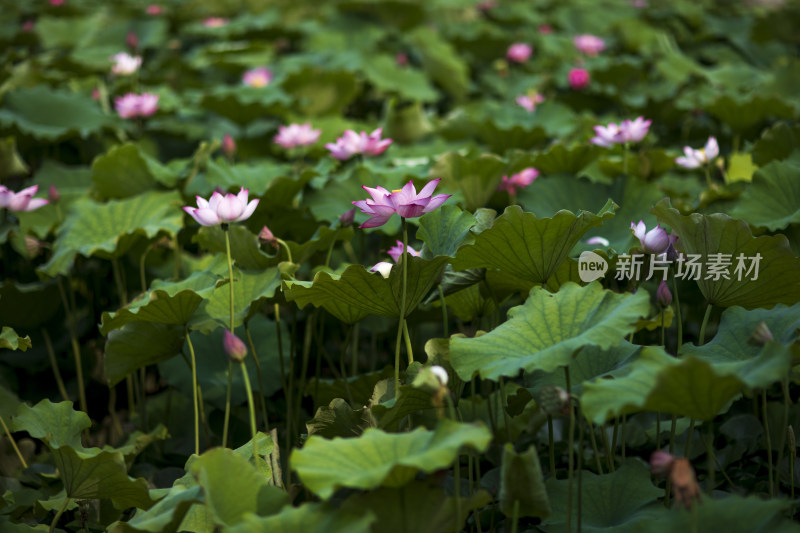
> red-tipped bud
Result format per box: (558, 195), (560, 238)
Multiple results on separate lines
(223, 330), (247, 363)
(48, 184), (60, 204)
(222, 134), (236, 159)
(656, 280), (672, 307)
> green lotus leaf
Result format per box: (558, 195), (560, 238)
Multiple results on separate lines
(200, 85), (291, 124)
(729, 160), (800, 231)
(706, 94), (795, 134)
(307, 398), (373, 439)
(679, 302), (800, 389)
(407, 27), (470, 101)
(471, 102), (577, 153)
(198, 159), (299, 202)
(581, 346), (763, 424)
(283, 255), (449, 323)
(225, 502), (375, 533)
(416, 204), (476, 258)
(499, 444), (550, 518)
(371, 385), (436, 431)
(107, 425), (170, 469)
(752, 122), (800, 166)
(362, 55), (438, 102)
(341, 481), (492, 533)
(0, 86), (117, 140)
(449, 283), (649, 381)
(309, 367), (394, 410)
(452, 202), (617, 285)
(91, 144), (179, 200)
(443, 283), (496, 322)
(0, 327), (31, 352)
(104, 322), (186, 387)
(290, 419), (492, 500)
(384, 99), (435, 144)
(430, 152), (506, 213)
(528, 144), (602, 175)
(542, 460), (661, 531)
(0, 136), (28, 179)
(40, 190), (184, 277)
(282, 68), (360, 116)
(651, 199), (800, 308)
(110, 485), (203, 533)
(190, 447), (288, 527)
(100, 290), (205, 335)
(12, 400), (154, 510)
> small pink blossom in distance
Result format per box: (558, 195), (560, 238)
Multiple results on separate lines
(650, 450), (675, 477)
(591, 122), (622, 147)
(274, 123), (322, 149)
(618, 117), (651, 143)
(326, 128), (392, 160)
(203, 17), (228, 28)
(48, 185), (60, 204)
(146, 4), (162, 15)
(339, 207), (356, 227)
(126, 31), (139, 50)
(631, 221), (677, 254)
(222, 134), (236, 158)
(507, 43), (533, 63)
(183, 188), (259, 226)
(396, 53), (408, 66)
(110, 52), (142, 75)
(538, 24), (553, 34)
(498, 168), (539, 195)
(22, 20), (34, 32)
(675, 137), (719, 168)
(91, 87), (100, 100)
(574, 34), (606, 56)
(242, 67), (272, 88)
(568, 68), (590, 89)
(516, 92), (544, 112)
(0, 185), (49, 212)
(259, 226), (278, 248)
(387, 240), (421, 262)
(223, 330), (247, 363)
(50, 0), (64, 5)
(114, 93), (159, 119)
(352, 179), (450, 228)
(586, 236), (610, 247)
(476, 1), (497, 11)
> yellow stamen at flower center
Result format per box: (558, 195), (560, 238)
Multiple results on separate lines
(391, 189), (402, 193)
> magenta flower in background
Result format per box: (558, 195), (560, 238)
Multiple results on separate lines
(631, 220), (677, 254)
(326, 128), (392, 160)
(618, 116), (651, 143)
(50, 0), (64, 5)
(0, 185), (49, 212)
(183, 188), (259, 226)
(568, 67), (590, 89)
(395, 53), (408, 66)
(387, 240), (421, 262)
(498, 168), (539, 195)
(574, 34), (606, 56)
(274, 123), (322, 149)
(675, 137), (719, 168)
(22, 20), (34, 32)
(114, 93), (159, 119)
(650, 450), (675, 476)
(352, 179), (450, 228)
(590, 122), (622, 147)
(146, 4), (162, 15)
(110, 52), (142, 75)
(506, 43), (532, 63)
(516, 92), (544, 112)
(538, 24), (553, 34)
(203, 17), (228, 28)
(242, 67), (272, 88)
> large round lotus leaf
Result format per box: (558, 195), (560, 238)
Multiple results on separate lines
(407, 27), (469, 101)
(580, 345), (778, 424)
(282, 68), (360, 116)
(112, 485), (203, 533)
(196, 159), (297, 201)
(200, 85), (292, 124)
(362, 55), (438, 102)
(449, 283), (649, 381)
(542, 460), (661, 532)
(39, 190), (184, 277)
(452, 202), (617, 285)
(706, 94), (795, 134)
(91, 143), (179, 200)
(430, 151), (506, 213)
(104, 322), (186, 387)
(529, 144), (602, 175)
(651, 199), (800, 308)
(679, 302), (800, 389)
(730, 160), (800, 231)
(752, 122), (800, 166)
(290, 419), (492, 500)
(283, 255), (450, 323)
(499, 444), (551, 518)
(0, 327), (31, 352)
(0, 86), (116, 140)
(226, 503), (375, 533)
(416, 204), (476, 258)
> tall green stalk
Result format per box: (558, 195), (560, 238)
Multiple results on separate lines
(239, 361), (258, 465)
(565, 367), (575, 533)
(245, 324), (270, 431)
(698, 303), (712, 346)
(762, 389), (774, 497)
(393, 218), (409, 399)
(185, 329), (200, 455)
(57, 277), (87, 415)
(222, 226), (236, 447)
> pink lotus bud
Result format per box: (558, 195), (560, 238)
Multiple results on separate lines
(396, 53), (408, 66)
(507, 43), (533, 63)
(223, 330), (248, 363)
(24, 236), (44, 258)
(259, 226), (278, 248)
(222, 134), (236, 159)
(650, 450), (675, 476)
(48, 185), (60, 204)
(539, 24), (553, 34)
(568, 68), (590, 90)
(126, 31), (139, 51)
(22, 20), (35, 32)
(146, 4), (162, 15)
(339, 207), (356, 227)
(656, 280), (672, 307)
(748, 321), (774, 346)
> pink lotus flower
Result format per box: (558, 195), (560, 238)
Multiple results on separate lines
(223, 330), (247, 363)
(242, 67), (272, 88)
(675, 137), (719, 169)
(114, 93), (159, 119)
(387, 240), (421, 262)
(203, 17), (228, 28)
(618, 116), (651, 143)
(146, 4), (162, 15)
(183, 188), (259, 226)
(371, 262), (394, 278)
(507, 43), (533, 63)
(0, 185), (49, 212)
(631, 221), (677, 254)
(326, 128), (393, 160)
(516, 92), (544, 112)
(650, 450), (675, 476)
(352, 179), (450, 228)
(110, 52), (142, 75)
(574, 34), (606, 56)
(498, 168), (539, 195)
(591, 122), (622, 148)
(568, 68), (590, 89)
(274, 123), (322, 149)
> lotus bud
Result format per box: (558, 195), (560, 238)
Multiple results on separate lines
(259, 226), (278, 249)
(221, 134), (236, 159)
(669, 458), (702, 510)
(748, 321), (773, 346)
(430, 365), (449, 387)
(126, 31), (139, 51)
(24, 236), (44, 258)
(370, 261), (393, 279)
(223, 330), (247, 363)
(568, 68), (590, 90)
(656, 280), (672, 307)
(538, 385), (571, 416)
(339, 207), (356, 227)
(649, 449), (675, 476)
(48, 185), (60, 204)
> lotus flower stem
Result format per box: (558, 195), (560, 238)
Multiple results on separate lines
(295, 310), (316, 444)
(684, 418), (696, 458)
(221, 226), (237, 448)
(762, 389), (774, 497)
(402, 321), (414, 364)
(394, 218), (410, 398)
(601, 422), (615, 472)
(498, 376), (512, 443)
(351, 321), (359, 376)
(56, 277), (88, 416)
(698, 303), (712, 345)
(245, 324), (270, 432)
(438, 285), (449, 337)
(671, 272), (683, 353)
(622, 415), (627, 459)
(611, 418), (619, 462)
(777, 379), (791, 494)
(239, 361), (259, 465)
(445, 393), (462, 531)
(274, 304), (290, 439)
(185, 328), (200, 455)
(704, 164), (712, 188)
(565, 367), (575, 533)
(706, 419), (715, 494)
(511, 499), (519, 533)
(577, 408), (585, 533)
(666, 414), (677, 506)
(0, 415), (27, 469)
(276, 238), (293, 263)
(49, 496), (70, 533)
(623, 143), (630, 175)
(548, 415), (556, 476)
(789, 426), (795, 515)
(41, 328), (69, 402)
(221, 361), (233, 448)
(587, 418), (603, 474)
